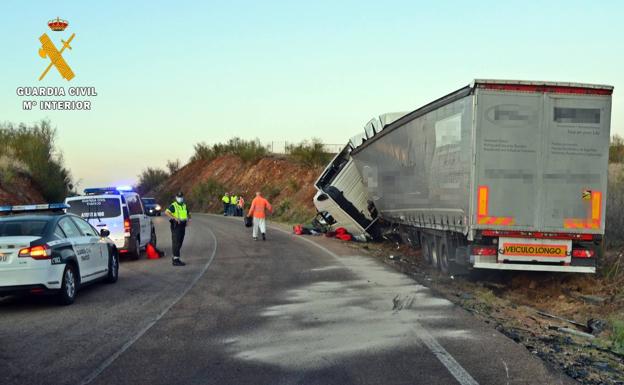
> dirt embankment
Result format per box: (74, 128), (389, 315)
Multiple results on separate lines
(154, 154), (323, 222)
(0, 174), (46, 205)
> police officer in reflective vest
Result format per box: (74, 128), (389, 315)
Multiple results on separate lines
(165, 192), (191, 266)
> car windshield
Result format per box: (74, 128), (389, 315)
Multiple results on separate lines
(0, 219), (48, 237)
(142, 198), (156, 204)
(66, 197), (121, 219)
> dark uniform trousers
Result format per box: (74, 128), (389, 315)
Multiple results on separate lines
(171, 220), (187, 257)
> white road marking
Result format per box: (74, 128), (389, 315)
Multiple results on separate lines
(269, 224), (480, 385)
(79, 224), (218, 385)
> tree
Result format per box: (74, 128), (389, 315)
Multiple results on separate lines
(610, 135), (624, 164)
(136, 167), (169, 196)
(166, 159), (181, 175)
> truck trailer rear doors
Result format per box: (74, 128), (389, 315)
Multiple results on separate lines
(474, 88), (610, 234)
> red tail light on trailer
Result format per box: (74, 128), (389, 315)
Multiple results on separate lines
(472, 246), (497, 256)
(572, 249), (595, 258)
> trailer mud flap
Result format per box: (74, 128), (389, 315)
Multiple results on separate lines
(449, 246), (471, 275)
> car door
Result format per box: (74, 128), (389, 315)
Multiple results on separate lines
(126, 194), (150, 247)
(58, 217), (94, 281)
(71, 216), (107, 279)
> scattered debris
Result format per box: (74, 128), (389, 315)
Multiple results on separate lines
(579, 294), (608, 305)
(459, 292), (475, 300)
(549, 326), (596, 340)
(588, 319), (608, 336)
(537, 311), (589, 331)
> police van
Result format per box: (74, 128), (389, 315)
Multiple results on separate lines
(0, 203), (118, 305)
(65, 187), (156, 259)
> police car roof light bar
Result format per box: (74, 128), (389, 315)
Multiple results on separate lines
(84, 186), (133, 195)
(0, 203), (70, 214)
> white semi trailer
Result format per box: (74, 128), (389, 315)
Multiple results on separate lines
(343, 80), (612, 273)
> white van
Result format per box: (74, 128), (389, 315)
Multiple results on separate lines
(65, 187), (155, 259)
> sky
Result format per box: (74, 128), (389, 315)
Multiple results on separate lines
(1, 0), (623, 189)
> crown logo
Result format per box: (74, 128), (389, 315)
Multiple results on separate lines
(48, 17), (69, 32)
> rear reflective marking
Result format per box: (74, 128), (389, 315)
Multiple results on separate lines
(564, 191), (602, 229)
(476, 186), (514, 226)
(477, 186), (488, 217)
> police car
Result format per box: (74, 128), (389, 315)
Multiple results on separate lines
(65, 187), (155, 260)
(0, 203), (119, 305)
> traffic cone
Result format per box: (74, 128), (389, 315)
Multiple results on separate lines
(146, 243), (160, 259)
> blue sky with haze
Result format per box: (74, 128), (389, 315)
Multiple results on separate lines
(1, 1), (622, 188)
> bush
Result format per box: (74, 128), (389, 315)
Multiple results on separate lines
(190, 138), (269, 163)
(286, 138), (332, 167)
(188, 178), (226, 212)
(273, 202), (315, 224)
(606, 164), (624, 247)
(287, 177), (299, 191)
(610, 135), (624, 163)
(136, 167), (169, 196)
(262, 184), (282, 201)
(166, 159), (181, 175)
(611, 318), (624, 354)
(0, 120), (72, 201)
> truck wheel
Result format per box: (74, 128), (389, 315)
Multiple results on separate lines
(421, 234), (432, 264)
(430, 237), (440, 269)
(439, 242), (450, 274)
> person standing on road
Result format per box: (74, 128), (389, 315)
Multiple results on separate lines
(237, 195), (245, 217)
(230, 193), (238, 216)
(247, 191), (273, 241)
(165, 192), (191, 266)
(221, 192), (230, 216)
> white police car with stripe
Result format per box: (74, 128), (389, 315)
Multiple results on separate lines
(0, 203), (119, 305)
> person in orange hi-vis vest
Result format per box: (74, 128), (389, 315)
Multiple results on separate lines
(247, 191), (273, 241)
(237, 195), (245, 217)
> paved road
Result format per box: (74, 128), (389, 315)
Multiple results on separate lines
(1, 214), (574, 385)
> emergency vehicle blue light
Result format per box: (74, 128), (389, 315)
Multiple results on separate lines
(49, 203), (70, 210)
(84, 187), (119, 194)
(0, 203), (69, 213)
(116, 185), (134, 192)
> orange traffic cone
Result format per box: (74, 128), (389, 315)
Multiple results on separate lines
(146, 243), (160, 259)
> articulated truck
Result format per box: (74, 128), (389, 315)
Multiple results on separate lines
(325, 80), (613, 274)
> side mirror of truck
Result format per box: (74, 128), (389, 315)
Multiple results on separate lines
(100, 228), (110, 237)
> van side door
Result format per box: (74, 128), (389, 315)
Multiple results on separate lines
(126, 194), (150, 247)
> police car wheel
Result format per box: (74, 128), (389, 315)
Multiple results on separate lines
(129, 237), (140, 260)
(106, 249), (119, 283)
(58, 265), (77, 305)
(150, 228), (157, 248)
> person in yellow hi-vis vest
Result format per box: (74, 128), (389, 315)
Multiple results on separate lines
(230, 193), (238, 216)
(222, 192), (230, 216)
(165, 192), (191, 266)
